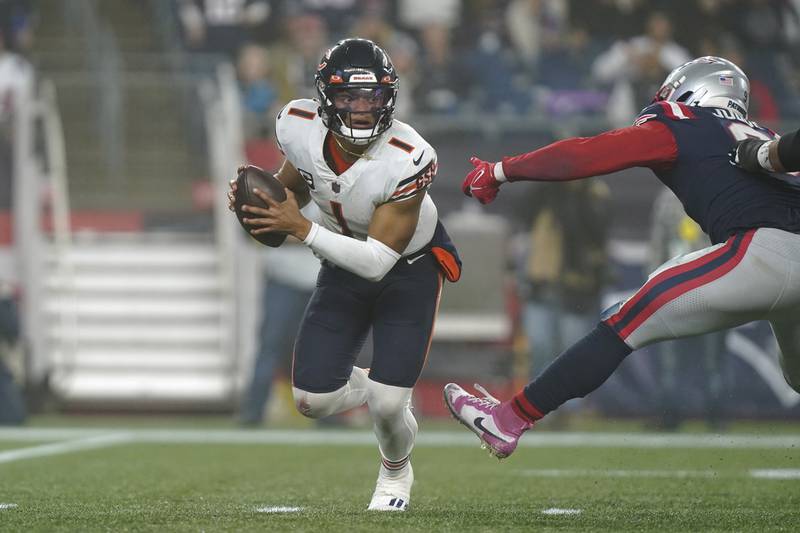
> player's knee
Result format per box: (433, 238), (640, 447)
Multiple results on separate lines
(367, 381), (412, 420)
(292, 386), (338, 419)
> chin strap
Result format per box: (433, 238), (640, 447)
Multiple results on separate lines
(337, 123), (382, 145)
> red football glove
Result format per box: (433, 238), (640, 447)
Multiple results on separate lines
(462, 156), (502, 205)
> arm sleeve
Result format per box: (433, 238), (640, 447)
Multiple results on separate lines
(303, 223), (400, 282)
(777, 128), (800, 172)
(502, 120), (679, 182)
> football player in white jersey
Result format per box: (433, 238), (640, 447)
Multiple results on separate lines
(228, 38), (461, 511)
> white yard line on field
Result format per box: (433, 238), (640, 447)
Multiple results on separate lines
(255, 506), (304, 513)
(0, 503), (18, 510)
(0, 433), (132, 464)
(521, 469), (721, 479)
(522, 468), (800, 480)
(542, 508), (582, 515)
(0, 428), (797, 449)
(749, 469), (800, 479)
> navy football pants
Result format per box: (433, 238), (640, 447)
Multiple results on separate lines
(293, 253), (443, 393)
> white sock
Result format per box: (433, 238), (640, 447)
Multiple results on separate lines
(367, 380), (417, 477)
(292, 366), (369, 418)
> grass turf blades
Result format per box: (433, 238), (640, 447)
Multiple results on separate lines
(0, 428), (798, 532)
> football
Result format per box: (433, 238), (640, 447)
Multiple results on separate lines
(233, 165), (288, 247)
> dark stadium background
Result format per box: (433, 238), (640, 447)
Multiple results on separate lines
(0, 0), (798, 425)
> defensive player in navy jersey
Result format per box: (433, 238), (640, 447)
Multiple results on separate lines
(444, 56), (800, 459)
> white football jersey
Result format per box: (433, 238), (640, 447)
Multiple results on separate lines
(275, 99), (438, 256)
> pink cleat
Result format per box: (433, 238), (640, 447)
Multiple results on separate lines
(443, 383), (535, 459)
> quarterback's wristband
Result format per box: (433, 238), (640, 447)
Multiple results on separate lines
(303, 222), (320, 245)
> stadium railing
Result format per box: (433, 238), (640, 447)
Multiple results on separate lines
(12, 75), (70, 386)
(199, 61), (261, 397)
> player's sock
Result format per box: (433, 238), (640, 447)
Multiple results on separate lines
(506, 390), (544, 426)
(367, 380), (417, 478)
(292, 366), (369, 418)
(381, 455), (410, 473)
(522, 322), (633, 415)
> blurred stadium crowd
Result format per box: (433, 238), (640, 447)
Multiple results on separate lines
(173, 0), (800, 142)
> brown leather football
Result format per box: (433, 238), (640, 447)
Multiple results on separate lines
(233, 165), (288, 247)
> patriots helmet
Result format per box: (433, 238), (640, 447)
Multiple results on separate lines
(315, 38), (399, 145)
(653, 56), (750, 117)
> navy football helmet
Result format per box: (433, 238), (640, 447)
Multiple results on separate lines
(315, 38), (398, 145)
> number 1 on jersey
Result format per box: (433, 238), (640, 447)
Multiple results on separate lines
(330, 201), (353, 237)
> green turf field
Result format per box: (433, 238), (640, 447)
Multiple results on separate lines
(0, 424), (798, 532)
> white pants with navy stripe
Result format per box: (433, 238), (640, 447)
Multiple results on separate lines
(603, 228), (800, 391)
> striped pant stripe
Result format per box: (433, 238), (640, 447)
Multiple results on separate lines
(605, 230), (755, 340)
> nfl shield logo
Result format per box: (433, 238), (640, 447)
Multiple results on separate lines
(331, 182), (340, 193)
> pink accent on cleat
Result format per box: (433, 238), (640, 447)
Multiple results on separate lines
(443, 383), (533, 459)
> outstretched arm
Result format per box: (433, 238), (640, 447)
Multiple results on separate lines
(462, 121), (677, 204)
(501, 121), (678, 182)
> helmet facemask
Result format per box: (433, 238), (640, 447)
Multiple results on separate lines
(318, 84), (397, 145)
